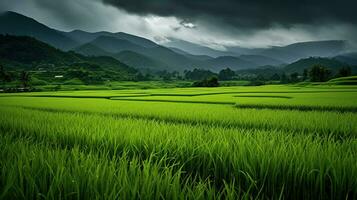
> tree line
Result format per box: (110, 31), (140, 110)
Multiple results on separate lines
(181, 65), (353, 86)
(0, 65), (31, 91)
(1, 63), (354, 90)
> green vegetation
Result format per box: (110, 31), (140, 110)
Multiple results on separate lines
(192, 76), (219, 87)
(284, 57), (354, 74)
(0, 85), (356, 199)
(0, 14), (357, 199)
(1, 35), (356, 93)
(0, 35), (138, 90)
(328, 76), (357, 85)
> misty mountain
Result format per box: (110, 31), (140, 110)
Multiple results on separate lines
(75, 37), (285, 72)
(0, 11), (78, 50)
(169, 47), (191, 55)
(0, 35), (79, 67)
(0, 34), (135, 76)
(203, 56), (257, 71)
(236, 66), (284, 79)
(165, 38), (348, 65)
(75, 40), (170, 71)
(74, 43), (111, 56)
(76, 36), (259, 71)
(334, 52), (357, 65)
(65, 30), (158, 48)
(238, 55), (285, 67)
(75, 36), (197, 71)
(163, 38), (236, 57)
(2, 11), (352, 73)
(258, 41), (348, 63)
(224, 46), (261, 55)
(169, 47), (213, 61)
(143, 46), (198, 71)
(114, 51), (169, 71)
(284, 57), (349, 74)
(81, 36), (145, 54)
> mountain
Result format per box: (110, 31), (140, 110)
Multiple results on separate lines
(163, 38), (236, 57)
(74, 43), (111, 56)
(76, 36), (197, 71)
(3, 11), (350, 73)
(114, 51), (169, 71)
(65, 30), (158, 48)
(75, 40), (170, 71)
(0, 11), (78, 50)
(169, 47), (191, 55)
(334, 52), (357, 65)
(0, 35), (79, 67)
(0, 34), (135, 76)
(110, 32), (157, 48)
(224, 46), (261, 55)
(284, 57), (348, 74)
(169, 47), (213, 61)
(238, 55), (285, 66)
(80, 36), (261, 72)
(236, 66), (284, 79)
(75, 36), (266, 72)
(79, 36), (145, 54)
(143, 46), (197, 71)
(164, 39), (348, 65)
(258, 40), (348, 63)
(203, 56), (257, 71)
(184, 54), (213, 61)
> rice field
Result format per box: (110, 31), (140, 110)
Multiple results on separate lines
(0, 85), (356, 199)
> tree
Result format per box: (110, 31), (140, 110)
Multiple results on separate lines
(20, 71), (31, 88)
(54, 84), (61, 91)
(157, 70), (173, 81)
(256, 74), (265, 81)
(0, 65), (5, 86)
(270, 73), (280, 81)
(337, 67), (352, 77)
(144, 73), (153, 81)
(206, 76), (219, 87)
(309, 65), (331, 82)
(218, 68), (235, 80)
(192, 76), (219, 87)
(0, 65), (4, 77)
(303, 69), (308, 81)
(0, 65), (11, 83)
(290, 72), (299, 83)
(184, 68), (217, 80)
(134, 72), (145, 81)
(280, 73), (289, 84)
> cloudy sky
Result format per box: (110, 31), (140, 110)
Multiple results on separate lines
(1, 0), (357, 49)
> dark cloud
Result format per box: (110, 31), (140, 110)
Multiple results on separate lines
(1, 0), (357, 49)
(101, 0), (357, 29)
(180, 20), (196, 29)
(172, 26), (181, 32)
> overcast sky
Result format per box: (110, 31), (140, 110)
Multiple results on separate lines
(1, 0), (357, 49)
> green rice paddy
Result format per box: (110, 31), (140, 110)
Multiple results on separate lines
(0, 85), (356, 199)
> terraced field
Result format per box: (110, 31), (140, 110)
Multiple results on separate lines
(327, 76), (357, 85)
(0, 85), (356, 199)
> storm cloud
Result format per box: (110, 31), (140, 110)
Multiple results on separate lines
(101, 0), (357, 29)
(1, 0), (357, 49)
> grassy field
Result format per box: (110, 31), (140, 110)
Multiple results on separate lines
(0, 85), (356, 199)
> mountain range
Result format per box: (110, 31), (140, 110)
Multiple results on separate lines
(0, 34), (137, 81)
(0, 11), (78, 50)
(1, 11), (356, 73)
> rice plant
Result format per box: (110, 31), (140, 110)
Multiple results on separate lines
(0, 85), (356, 199)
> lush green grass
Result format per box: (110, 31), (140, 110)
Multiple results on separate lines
(0, 85), (356, 199)
(327, 76), (357, 85)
